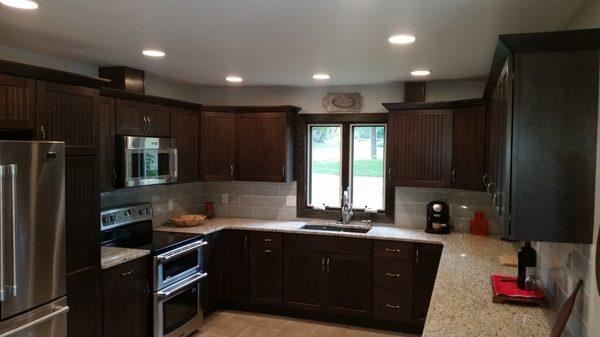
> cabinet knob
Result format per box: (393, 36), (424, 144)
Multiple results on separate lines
(385, 248), (402, 253)
(39, 126), (46, 140)
(385, 304), (401, 309)
(120, 270), (134, 278)
(385, 272), (401, 278)
(451, 169), (456, 184)
(230, 164), (234, 176)
(264, 238), (272, 242)
(264, 249), (271, 253)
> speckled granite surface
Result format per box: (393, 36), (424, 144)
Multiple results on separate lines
(154, 218), (553, 337)
(100, 246), (150, 269)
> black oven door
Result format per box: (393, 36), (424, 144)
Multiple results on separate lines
(154, 272), (207, 337)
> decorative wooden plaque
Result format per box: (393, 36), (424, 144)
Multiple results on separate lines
(323, 93), (363, 112)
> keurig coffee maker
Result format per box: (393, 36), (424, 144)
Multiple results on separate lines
(426, 201), (452, 234)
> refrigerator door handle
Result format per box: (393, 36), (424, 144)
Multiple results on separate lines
(7, 164), (16, 297)
(0, 305), (69, 337)
(0, 165), (5, 302)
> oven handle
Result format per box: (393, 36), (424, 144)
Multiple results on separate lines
(155, 240), (207, 264)
(157, 272), (207, 300)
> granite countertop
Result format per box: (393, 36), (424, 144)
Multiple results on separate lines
(155, 217), (555, 337)
(100, 246), (151, 270)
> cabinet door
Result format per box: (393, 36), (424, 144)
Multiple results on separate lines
(67, 267), (102, 337)
(325, 253), (371, 318)
(202, 231), (223, 316)
(99, 97), (116, 192)
(249, 246), (283, 307)
(414, 244), (442, 327)
(146, 103), (171, 137)
(222, 230), (248, 304)
(388, 109), (452, 187)
(452, 106), (486, 191)
(36, 81), (99, 156)
(200, 111), (236, 181)
(0, 73), (35, 130)
(115, 99), (147, 136)
(283, 249), (326, 312)
(172, 108), (200, 182)
(236, 112), (287, 182)
(66, 156), (100, 273)
(102, 278), (149, 337)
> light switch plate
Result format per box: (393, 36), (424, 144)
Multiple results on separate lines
(222, 193), (229, 204)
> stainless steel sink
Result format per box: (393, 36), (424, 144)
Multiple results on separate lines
(300, 223), (371, 234)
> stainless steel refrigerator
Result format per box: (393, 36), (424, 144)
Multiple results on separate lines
(0, 141), (67, 337)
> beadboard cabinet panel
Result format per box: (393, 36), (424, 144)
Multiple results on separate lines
(0, 73), (36, 130)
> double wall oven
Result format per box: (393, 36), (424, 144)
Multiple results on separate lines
(101, 203), (207, 337)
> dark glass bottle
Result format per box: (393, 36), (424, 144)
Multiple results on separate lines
(517, 241), (537, 289)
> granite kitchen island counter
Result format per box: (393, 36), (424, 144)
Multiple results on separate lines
(155, 218), (554, 337)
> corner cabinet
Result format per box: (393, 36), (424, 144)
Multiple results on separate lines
(485, 46), (599, 243)
(200, 106), (299, 182)
(384, 100), (486, 191)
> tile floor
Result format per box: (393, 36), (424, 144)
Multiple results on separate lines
(198, 310), (419, 337)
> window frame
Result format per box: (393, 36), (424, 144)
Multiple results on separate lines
(296, 113), (394, 222)
(349, 123), (387, 212)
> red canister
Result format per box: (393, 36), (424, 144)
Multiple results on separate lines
(469, 211), (489, 236)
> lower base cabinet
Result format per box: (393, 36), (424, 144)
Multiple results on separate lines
(414, 244), (443, 327)
(67, 267), (102, 337)
(101, 257), (150, 337)
(203, 231), (224, 316)
(249, 245), (283, 307)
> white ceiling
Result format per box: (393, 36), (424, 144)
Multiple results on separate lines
(0, 0), (584, 86)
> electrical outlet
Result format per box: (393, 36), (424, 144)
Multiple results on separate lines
(222, 193), (229, 204)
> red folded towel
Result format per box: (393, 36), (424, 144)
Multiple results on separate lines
(491, 274), (545, 299)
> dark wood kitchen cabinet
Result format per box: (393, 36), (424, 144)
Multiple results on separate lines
(386, 109), (453, 187)
(99, 96), (116, 191)
(0, 73), (36, 130)
(67, 267), (102, 337)
(236, 112), (294, 182)
(172, 108), (200, 182)
(483, 30), (600, 244)
(200, 106), (299, 182)
(414, 244), (442, 327)
(102, 258), (149, 337)
(36, 81), (100, 156)
(203, 230), (224, 316)
(115, 98), (171, 137)
(452, 106), (486, 191)
(200, 111), (236, 181)
(283, 234), (372, 318)
(249, 232), (283, 307)
(222, 230), (249, 304)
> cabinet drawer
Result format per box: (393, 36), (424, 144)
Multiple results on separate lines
(374, 240), (414, 259)
(373, 288), (413, 324)
(373, 257), (414, 291)
(102, 257), (148, 292)
(249, 231), (282, 249)
(284, 234), (372, 255)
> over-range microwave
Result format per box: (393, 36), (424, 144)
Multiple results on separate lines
(117, 136), (178, 188)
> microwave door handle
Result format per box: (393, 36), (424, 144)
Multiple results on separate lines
(7, 165), (16, 297)
(0, 166), (5, 302)
(156, 272), (207, 300)
(171, 148), (178, 179)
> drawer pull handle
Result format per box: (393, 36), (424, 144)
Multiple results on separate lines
(264, 249), (272, 253)
(385, 248), (402, 253)
(385, 272), (401, 278)
(264, 238), (272, 242)
(120, 270), (134, 278)
(385, 304), (401, 309)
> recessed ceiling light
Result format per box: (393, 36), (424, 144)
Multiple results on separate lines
(411, 70), (431, 76)
(0, 0), (38, 9)
(388, 34), (416, 45)
(142, 50), (166, 57)
(226, 76), (243, 83)
(313, 73), (330, 80)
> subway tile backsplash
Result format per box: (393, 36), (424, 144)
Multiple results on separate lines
(395, 187), (498, 233)
(101, 181), (297, 227)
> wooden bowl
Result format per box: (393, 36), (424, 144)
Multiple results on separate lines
(169, 214), (207, 227)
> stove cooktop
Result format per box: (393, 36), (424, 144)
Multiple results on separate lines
(104, 230), (203, 255)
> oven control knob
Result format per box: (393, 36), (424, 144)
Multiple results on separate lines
(124, 210), (131, 217)
(146, 208), (151, 215)
(139, 209), (146, 215)
(102, 216), (109, 224)
(109, 215), (116, 222)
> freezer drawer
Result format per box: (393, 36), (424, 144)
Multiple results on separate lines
(0, 297), (68, 337)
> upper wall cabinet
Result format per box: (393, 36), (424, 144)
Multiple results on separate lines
(0, 73), (36, 130)
(200, 106), (299, 182)
(452, 106), (486, 190)
(115, 99), (171, 137)
(99, 96), (116, 192)
(172, 108), (200, 183)
(484, 29), (600, 244)
(36, 81), (100, 156)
